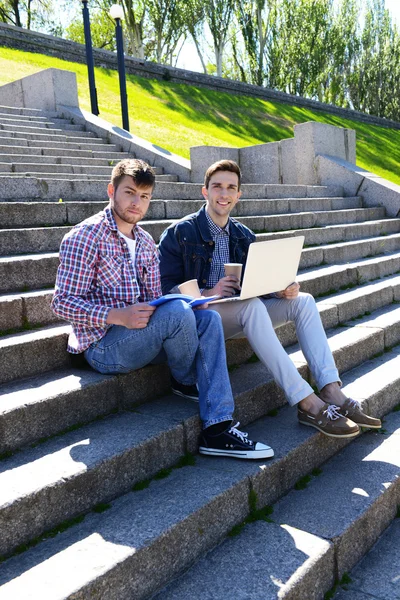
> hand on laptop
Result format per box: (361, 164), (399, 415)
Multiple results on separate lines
(276, 282), (300, 299)
(203, 276), (241, 298)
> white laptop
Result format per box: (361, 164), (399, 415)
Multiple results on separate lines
(210, 236), (305, 304)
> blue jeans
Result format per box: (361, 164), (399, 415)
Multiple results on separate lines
(84, 300), (234, 428)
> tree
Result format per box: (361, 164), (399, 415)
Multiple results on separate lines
(203, 0), (236, 77)
(235, 0), (279, 86)
(0, 0), (52, 29)
(147, 0), (187, 64)
(65, 7), (116, 51)
(180, 0), (207, 73)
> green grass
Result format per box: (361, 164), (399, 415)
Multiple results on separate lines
(1, 46), (400, 185)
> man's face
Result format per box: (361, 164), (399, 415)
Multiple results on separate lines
(107, 175), (153, 226)
(202, 170), (241, 223)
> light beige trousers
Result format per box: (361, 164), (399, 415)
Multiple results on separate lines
(209, 293), (339, 406)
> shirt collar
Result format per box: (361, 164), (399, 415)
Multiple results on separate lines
(104, 204), (138, 238)
(205, 210), (230, 238)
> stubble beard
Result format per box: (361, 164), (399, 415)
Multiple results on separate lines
(112, 201), (141, 226)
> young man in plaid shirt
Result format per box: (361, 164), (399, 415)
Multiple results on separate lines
(52, 159), (273, 460)
(159, 159), (381, 442)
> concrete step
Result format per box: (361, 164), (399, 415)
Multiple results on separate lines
(3, 163), (113, 176)
(0, 154), (135, 167)
(0, 132), (105, 146)
(14, 140), (121, 152)
(0, 105), (58, 118)
(5, 172), (178, 183)
(155, 373), (400, 600)
(240, 207), (386, 231)
(256, 219), (400, 247)
(0, 179), (342, 201)
(2, 260), (399, 338)
(0, 197), (363, 228)
(0, 201), (109, 228)
(0, 226), (70, 256)
(332, 518), (400, 600)
(0, 113), (49, 123)
(8, 163), (163, 176)
(1, 228), (400, 295)
(0, 252), (59, 293)
(0, 288), (58, 332)
(0, 268), (398, 388)
(0, 123), (97, 137)
(0, 146), (132, 162)
(5, 217), (398, 258)
(0, 323), (71, 384)
(299, 233), (400, 271)
(0, 349), (398, 599)
(2, 283), (400, 453)
(0, 116), (85, 131)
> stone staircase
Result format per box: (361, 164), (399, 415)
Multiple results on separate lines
(0, 105), (399, 600)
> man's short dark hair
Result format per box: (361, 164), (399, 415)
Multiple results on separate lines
(204, 159), (242, 190)
(111, 159), (156, 191)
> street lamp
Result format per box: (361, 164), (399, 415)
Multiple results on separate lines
(81, 0), (99, 116)
(110, 3), (130, 131)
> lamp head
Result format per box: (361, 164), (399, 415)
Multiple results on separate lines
(109, 4), (124, 20)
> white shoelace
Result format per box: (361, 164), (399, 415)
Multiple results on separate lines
(348, 398), (361, 410)
(322, 405), (342, 421)
(229, 422), (253, 445)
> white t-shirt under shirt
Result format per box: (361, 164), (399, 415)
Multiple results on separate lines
(119, 231), (137, 269)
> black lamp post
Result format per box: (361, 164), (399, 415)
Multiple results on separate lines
(81, 0), (99, 115)
(110, 3), (130, 131)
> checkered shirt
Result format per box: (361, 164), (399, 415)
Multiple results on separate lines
(205, 211), (231, 288)
(51, 205), (162, 353)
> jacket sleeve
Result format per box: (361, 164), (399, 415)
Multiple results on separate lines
(51, 228), (110, 327)
(158, 225), (185, 295)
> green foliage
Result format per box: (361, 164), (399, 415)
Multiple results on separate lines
(295, 475), (312, 490)
(92, 502), (111, 513)
(228, 490), (274, 537)
(65, 9), (116, 51)
(267, 408), (279, 417)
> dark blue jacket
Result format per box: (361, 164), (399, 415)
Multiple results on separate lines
(159, 205), (256, 294)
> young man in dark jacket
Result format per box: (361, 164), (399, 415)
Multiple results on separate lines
(159, 159), (381, 439)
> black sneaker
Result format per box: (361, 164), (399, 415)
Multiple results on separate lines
(199, 422), (274, 460)
(171, 376), (199, 401)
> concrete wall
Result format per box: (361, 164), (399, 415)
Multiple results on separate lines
(0, 68), (79, 111)
(315, 155), (400, 218)
(294, 121), (356, 185)
(190, 137), (297, 185)
(1, 22), (400, 132)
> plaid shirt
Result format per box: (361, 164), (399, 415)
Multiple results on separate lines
(51, 205), (162, 353)
(205, 211), (231, 288)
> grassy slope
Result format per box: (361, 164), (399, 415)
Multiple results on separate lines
(1, 46), (400, 185)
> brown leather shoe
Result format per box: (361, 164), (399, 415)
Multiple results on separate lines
(298, 402), (360, 438)
(336, 398), (382, 429)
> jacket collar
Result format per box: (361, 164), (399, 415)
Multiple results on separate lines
(198, 204), (247, 241)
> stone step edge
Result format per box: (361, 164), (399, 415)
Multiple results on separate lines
(0, 351), (398, 600)
(0, 207), (388, 233)
(0, 304), (398, 554)
(153, 376), (400, 600)
(1, 248), (400, 332)
(1, 261), (400, 339)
